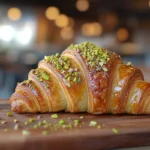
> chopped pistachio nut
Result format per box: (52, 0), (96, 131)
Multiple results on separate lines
(112, 128), (119, 134)
(41, 72), (50, 81)
(7, 111), (12, 117)
(44, 53), (81, 86)
(80, 116), (83, 119)
(59, 119), (65, 125)
(14, 124), (21, 130)
(14, 119), (19, 123)
(102, 67), (108, 72)
(24, 121), (29, 125)
(38, 121), (42, 126)
(126, 62), (132, 66)
(1, 121), (7, 124)
(89, 121), (97, 127)
(51, 114), (58, 119)
(67, 83), (71, 88)
(74, 120), (80, 124)
(33, 125), (38, 129)
(22, 130), (30, 136)
(68, 42), (110, 72)
(29, 118), (35, 123)
(42, 130), (49, 135)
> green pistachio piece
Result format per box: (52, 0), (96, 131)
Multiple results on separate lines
(51, 114), (58, 119)
(112, 128), (119, 134)
(77, 77), (81, 83)
(64, 65), (69, 70)
(103, 67), (108, 72)
(25, 121), (29, 125)
(38, 121), (42, 126)
(22, 130), (30, 136)
(62, 56), (68, 61)
(56, 53), (60, 58)
(7, 111), (12, 117)
(73, 77), (77, 83)
(89, 121), (97, 127)
(29, 118), (35, 123)
(41, 72), (50, 81)
(59, 119), (65, 125)
(67, 83), (71, 88)
(44, 56), (51, 63)
(74, 72), (78, 77)
(74, 120), (80, 124)
(33, 125), (38, 129)
(67, 76), (71, 82)
(57, 64), (62, 70)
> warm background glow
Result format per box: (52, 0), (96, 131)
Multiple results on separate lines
(45, 6), (60, 20)
(7, 7), (22, 21)
(55, 14), (69, 28)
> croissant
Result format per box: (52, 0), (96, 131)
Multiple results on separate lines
(10, 42), (150, 114)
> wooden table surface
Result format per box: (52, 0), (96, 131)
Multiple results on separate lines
(0, 100), (150, 150)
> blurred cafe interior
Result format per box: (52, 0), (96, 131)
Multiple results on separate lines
(0, 0), (150, 98)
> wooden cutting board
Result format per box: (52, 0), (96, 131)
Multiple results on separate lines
(0, 99), (150, 150)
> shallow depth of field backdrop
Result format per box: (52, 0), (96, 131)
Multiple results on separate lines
(0, 0), (150, 98)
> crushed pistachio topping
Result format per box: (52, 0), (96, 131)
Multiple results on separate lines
(74, 119), (80, 124)
(44, 53), (81, 87)
(38, 121), (42, 126)
(33, 125), (38, 129)
(34, 69), (50, 82)
(24, 121), (29, 125)
(7, 111), (12, 117)
(14, 124), (21, 130)
(29, 118), (35, 123)
(20, 80), (35, 90)
(14, 119), (19, 123)
(80, 116), (83, 119)
(51, 114), (59, 119)
(59, 119), (65, 125)
(68, 42), (110, 72)
(126, 62), (132, 66)
(112, 128), (119, 134)
(89, 121), (97, 127)
(22, 130), (30, 136)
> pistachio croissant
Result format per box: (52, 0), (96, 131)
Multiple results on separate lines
(10, 42), (150, 114)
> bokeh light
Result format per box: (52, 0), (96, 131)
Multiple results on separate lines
(76, 0), (89, 12)
(16, 26), (33, 45)
(116, 28), (129, 42)
(55, 14), (69, 28)
(45, 6), (60, 20)
(0, 25), (15, 42)
(81, 22), (102, 36)
(60, 27), (74, 40)
(7, 7), (22, 21)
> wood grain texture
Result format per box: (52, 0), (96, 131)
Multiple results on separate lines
(0, 100), (150, 150)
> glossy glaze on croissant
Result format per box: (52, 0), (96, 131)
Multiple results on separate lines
(10, 42), (150, 114)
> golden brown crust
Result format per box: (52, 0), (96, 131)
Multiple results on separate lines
(9, 42), (150, 114)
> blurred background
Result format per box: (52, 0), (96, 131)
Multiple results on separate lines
(0, 0), (150, 98)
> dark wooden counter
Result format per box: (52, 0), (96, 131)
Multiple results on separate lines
(0, 100), (150, 150)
